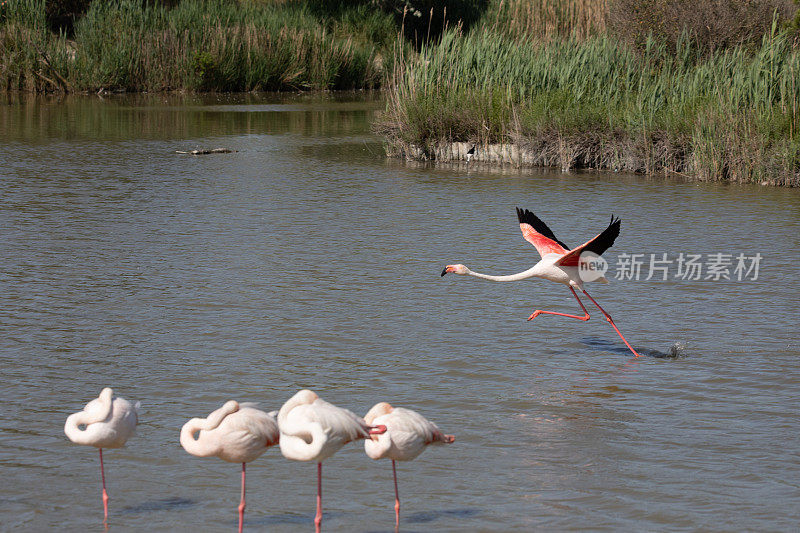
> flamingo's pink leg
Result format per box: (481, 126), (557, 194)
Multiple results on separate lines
(238, 462), (246, 533)
(99, 448), (109, 524)
(581, 289), (642, 358)
(528, 286), (590, 321)
(392, 460), (400, 529)
(315, 462), (322, 533)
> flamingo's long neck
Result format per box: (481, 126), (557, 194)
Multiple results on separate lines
(180, 402), (238, 457)
(465, 266), (538, 282)
(205, 401), (239, 430)
(278, 396), (327, 461)
(64, 391), (115, 445)
(180, 418), (220, 457)
(279, 420), (327, 461)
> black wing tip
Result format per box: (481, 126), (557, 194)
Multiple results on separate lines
(584, 213), (622, 256)
(516, 207), (534, 224)
(519, 208), (620, 231)
(516, 207), (539, 227)
(515, 207), (570, 250)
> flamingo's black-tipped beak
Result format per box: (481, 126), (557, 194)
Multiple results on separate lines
(441, 267), (449, 277)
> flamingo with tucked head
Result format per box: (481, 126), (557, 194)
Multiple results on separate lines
(64, 387), (140, 524)
(277, 390), (386, 533)
(180, 400), (279, 533)
(442, 207), (641, 357)
(364, 402), (454, 529)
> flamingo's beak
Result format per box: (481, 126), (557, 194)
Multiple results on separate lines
(369, 424), (387, 435)
(441, 267), (449, 277)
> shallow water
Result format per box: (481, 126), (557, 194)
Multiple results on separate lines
(1, 93), (799, 532)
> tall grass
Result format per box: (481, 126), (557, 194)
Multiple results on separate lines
(379, 27), (800, 184)
(483, 0), (606, 40)
(0, 0), (398, 92)
(0, 0), (67, 91)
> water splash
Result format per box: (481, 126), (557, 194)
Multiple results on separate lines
(668, 341), (688, 358)
(640, 341), (688, 359)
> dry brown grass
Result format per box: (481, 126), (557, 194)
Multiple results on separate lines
(608, 0), (799, 53)
(484, 0), (607, 40)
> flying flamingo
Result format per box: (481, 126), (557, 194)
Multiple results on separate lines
(441, 207), (641, 357)
(64, 387), (140, 524)
(180, 401), (280, 533)
(363, 402), (455, 529)
(277, 390), (387, 532)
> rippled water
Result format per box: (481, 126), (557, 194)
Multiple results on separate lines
(1, 93), (799, 532)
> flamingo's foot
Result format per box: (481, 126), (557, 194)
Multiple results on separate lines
(528, 310), (590, 321)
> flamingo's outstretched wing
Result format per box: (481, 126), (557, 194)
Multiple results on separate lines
(556, 216), (621, 267)
(516, 208), (569, 257)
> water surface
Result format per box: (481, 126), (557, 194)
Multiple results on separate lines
(1, 93), (799, 531)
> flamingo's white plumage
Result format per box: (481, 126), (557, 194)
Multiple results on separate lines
(442, 207), (641, 357)
(64, 387), (140, 523)
(278, 389), (386, 532)
(181, 400), (279, 533)
(364, 402), (454, 528)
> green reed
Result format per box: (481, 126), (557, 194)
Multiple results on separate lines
(0, 0), (53, 91)
(0, 0), (397, 92)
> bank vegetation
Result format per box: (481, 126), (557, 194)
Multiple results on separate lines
(378, 0), (800, 185)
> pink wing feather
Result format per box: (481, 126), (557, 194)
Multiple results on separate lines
(519, 224), (568, 257)
(516, 208), (569, 258)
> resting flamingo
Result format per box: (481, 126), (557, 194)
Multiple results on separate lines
(442, 207), (641, 357)
(364, 402), (455, 529)
(180, 401), (280, 533)
(64, 387), (140, 523)
(277, 390), (386, 532)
